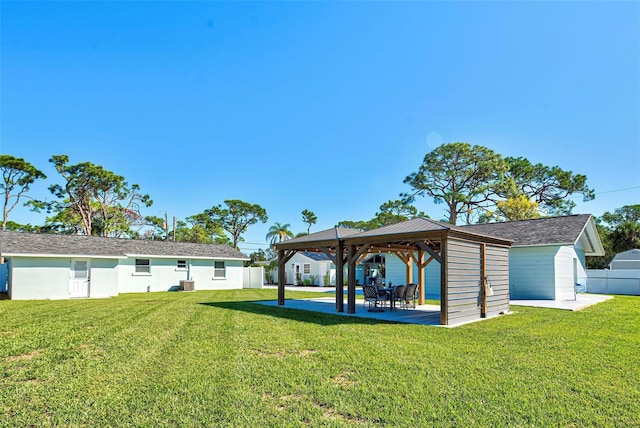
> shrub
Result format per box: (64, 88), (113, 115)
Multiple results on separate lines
(323, 271), (331, 286)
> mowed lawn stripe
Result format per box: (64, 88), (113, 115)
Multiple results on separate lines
(1, 290), (638, 426)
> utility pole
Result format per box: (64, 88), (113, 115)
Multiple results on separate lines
(172, 216), (176, 241)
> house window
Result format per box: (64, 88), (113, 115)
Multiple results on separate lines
(177, 260), (187, 269)
(135, 259), (150, 273)
(303, 263), (311, 274)
(214, 261), (225, 278)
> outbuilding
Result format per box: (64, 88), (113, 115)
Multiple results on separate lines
(0, 231), (249, 300)
(463, 214), (604, 300)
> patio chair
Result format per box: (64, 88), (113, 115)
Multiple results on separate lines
(363, 284), (387, 311)
(393, 284), (407, 309)
(404, 283), (418, 309)
(375, 284), (390, 309)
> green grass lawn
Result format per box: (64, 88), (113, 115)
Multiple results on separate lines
(1, 290), (638, 427)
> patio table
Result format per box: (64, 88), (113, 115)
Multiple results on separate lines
(383, 287), (396, 311)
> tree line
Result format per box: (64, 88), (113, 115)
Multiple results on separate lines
(0, 154), (271, 250)
(1, 142), (637, 267)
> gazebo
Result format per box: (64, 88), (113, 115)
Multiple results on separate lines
(274, 217), (513, 326)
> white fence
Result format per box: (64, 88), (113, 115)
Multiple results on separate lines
(586, 269), (640, 296)
(0, 263), (7, 293)
(243, 267), (264, 289)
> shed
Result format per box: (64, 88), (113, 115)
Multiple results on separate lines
(609, 249), (640, 270)
(463, 214), (604, 300)
(274, 218), (512, 326)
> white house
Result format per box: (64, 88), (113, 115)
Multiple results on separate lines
(385, 214), (605, 301)
(0, 231), (249, 300)
(284, 251), (336, 286)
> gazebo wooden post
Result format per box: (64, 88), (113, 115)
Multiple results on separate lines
(347, 245), (357, 314)
(406, 252), (413, 285)
(277, 249), (286, 305)
(335, 241), (345, 313)
(418, 247), (425, 305)
(481, 243), (487, 318)
(440, 234), (448, 325)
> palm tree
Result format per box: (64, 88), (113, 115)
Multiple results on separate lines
(266, 222), (294, 245)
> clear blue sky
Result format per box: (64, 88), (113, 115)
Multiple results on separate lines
(1, 1), (639, 255)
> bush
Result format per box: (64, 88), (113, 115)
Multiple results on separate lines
(303, 275), (319, 286)
(323, 271), (331, 286)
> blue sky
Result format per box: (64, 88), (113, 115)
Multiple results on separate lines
(1, 1), (639, 255)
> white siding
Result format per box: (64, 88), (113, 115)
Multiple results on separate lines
(385, 253), (441, 299)
(9, 257), (70, 300)
(89, 258), (119, 298)
(118, 257), (190, 293)
(509, 246), (557, 299)
(285, 253), (334, 286)
(384, 254), (407, 287)
(118, 257), (244, 293)
(555, 246), (577, 300)
(190, 259), (244, 290)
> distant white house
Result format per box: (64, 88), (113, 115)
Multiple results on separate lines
(386, 215), (605, 301)
(284, 251), (336, 286)
(0, 231), (250, 300)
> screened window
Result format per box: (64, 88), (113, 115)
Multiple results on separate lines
(214, 261), (225, 278)
(303, 263), (311, 274)
(135, 259), (150, 273)
(177, 260), (187, 269)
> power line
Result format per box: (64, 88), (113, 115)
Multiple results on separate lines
(594, 186), (640, 195)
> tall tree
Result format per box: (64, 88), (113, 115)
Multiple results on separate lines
(374, 199), (426, 227)
(600, 204), (640, 253)
(0, 155), (47, 230)
(403, 142), (509, 225)
(205, 199), (268, 249)
(44, 155), (152, 236)
(301, 209), (317, 234)
(266, 222), (294, 245)
(338, 200), (426, 231)
(504, 156), (594, 215)
(479, 195), (541, 222)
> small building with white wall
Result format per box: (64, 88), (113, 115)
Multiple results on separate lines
(385, 214), (605, 301)
(284, 251), (335, 286)
(0, 230), (250, 300)
(463, 214), (604, 300)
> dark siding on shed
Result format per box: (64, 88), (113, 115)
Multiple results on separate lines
(446, 239), (482, 324)
(485, 245), (510, 316)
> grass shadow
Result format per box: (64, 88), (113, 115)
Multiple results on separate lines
(199, 300), (399, 326)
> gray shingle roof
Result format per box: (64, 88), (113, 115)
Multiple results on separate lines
(300, 251), (332, 262)
(461, 214), (593, 246)
(0, 231), (248, 260)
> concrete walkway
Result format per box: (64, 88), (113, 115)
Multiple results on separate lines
(509, 293), (613, 311)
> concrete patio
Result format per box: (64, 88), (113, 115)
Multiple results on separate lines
(260, 286), (613, 326)
(510, 293), (613, 311)
(257, 297), (505, 327)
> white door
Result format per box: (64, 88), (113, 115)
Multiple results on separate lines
(70, 259), (90, 298)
